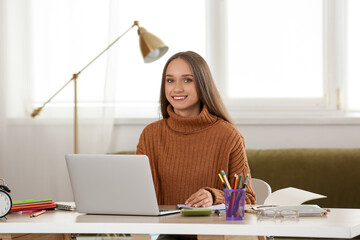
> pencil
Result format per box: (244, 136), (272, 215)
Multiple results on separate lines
(237, 175), (242, 189)
(30, 210), (46, 218)
(230, 174), (239, 214)
(221, 170), (232, 189)
(242, 174), (249, 189)
(233, 174), (239, 190)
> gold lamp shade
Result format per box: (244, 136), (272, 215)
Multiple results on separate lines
(138, 27), (168, 63)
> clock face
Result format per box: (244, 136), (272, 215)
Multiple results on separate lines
(0, 190), (12, 218)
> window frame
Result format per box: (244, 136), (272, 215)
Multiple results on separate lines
(206, 0), (346, 118)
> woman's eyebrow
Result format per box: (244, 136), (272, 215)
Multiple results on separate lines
(165, 74), (193, 77)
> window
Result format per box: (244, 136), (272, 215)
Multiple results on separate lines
(26, 0), (359, 119)
(213, 0), (330, 112)
(227, 0), (323, 100)
(347, 0), (360, 111)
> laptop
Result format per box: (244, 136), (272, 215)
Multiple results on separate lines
(65, 154), (180, 216)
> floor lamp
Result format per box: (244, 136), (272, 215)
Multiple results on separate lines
(31, 21), (168, 154)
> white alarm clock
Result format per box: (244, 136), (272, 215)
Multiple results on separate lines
(0, 179), (12, 219)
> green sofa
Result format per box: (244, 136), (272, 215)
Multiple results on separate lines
(247, 148), (360, 240)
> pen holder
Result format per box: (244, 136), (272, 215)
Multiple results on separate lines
(224, 188), (245, 221)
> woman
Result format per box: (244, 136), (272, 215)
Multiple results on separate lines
(136, 51), (256, 209)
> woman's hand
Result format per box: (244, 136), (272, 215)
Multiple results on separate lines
(185, 189), (213, 207)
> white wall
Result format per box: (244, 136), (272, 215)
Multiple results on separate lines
(111, 121), (360, 151)
(2, 120), (360, 202)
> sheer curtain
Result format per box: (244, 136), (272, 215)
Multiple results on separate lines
(0, 0), (118, 201)
(0, 0), (8, 185)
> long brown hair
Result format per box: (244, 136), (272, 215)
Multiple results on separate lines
(160, 51), (233, 124)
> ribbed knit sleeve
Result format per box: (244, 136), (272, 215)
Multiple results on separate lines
(136, 122), (165, 203)
(136, 132), (146, 155)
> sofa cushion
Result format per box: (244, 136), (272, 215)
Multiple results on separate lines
(247, 148), (360, 209)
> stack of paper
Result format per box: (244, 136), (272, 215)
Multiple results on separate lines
(11, 199), (56, 213)
(264, 187), (327, 206)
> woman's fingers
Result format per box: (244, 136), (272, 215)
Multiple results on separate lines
(185, 189), (213, 207)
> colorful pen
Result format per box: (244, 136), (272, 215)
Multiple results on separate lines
(221, 170), (232, 189)
(218, 173), (224, 183)
(242, 174), (249, 189)
(218, 173), (227, 189)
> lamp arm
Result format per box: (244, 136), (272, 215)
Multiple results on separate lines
(78, 22), (137, 74)
(31, 76), (76, 117)
(31, 22), (139, 118)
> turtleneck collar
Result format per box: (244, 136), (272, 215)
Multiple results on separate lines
(165, 105), (218, 134)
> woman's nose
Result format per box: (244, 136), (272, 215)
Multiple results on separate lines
(173, 81), (184, 92)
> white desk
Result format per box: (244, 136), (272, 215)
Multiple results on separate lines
(1, 208), (360, 239)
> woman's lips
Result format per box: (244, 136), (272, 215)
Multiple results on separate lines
(172, 96), (187, 101)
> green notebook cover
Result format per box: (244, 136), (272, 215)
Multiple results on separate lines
(181, 208), (212, 216)
(12, 199), (53, 205)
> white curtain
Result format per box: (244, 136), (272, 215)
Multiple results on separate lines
(0, 0), (118, 201)
(0, 0), (8, 187)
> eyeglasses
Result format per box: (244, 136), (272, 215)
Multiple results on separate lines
(256, 209), (299, 220)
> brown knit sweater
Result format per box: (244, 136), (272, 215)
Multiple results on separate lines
(136, 105), (256, 205)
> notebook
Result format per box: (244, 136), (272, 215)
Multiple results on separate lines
(65, 154), (180, 216)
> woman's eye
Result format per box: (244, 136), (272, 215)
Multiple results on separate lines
(166, 79), (174, 83)
(184, 78), (192, 83)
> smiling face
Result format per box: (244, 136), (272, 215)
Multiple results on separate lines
(165, 58), (201, 117)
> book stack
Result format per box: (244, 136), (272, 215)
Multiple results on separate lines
(11, 199), (56, 213)
(55, 202), (76, 211)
